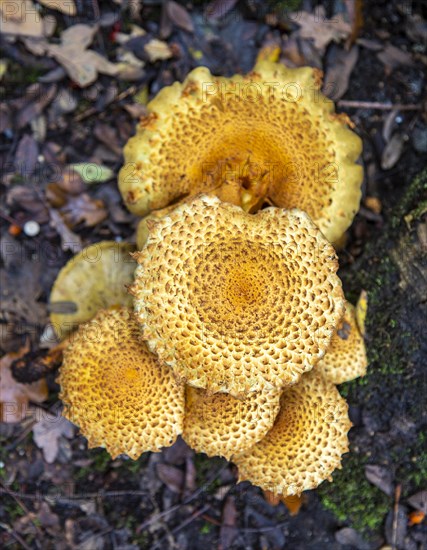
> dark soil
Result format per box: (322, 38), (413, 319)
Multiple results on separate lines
(1, 1), (426, 549)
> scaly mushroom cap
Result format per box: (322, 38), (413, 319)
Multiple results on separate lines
(183, 386), (281, 460)
(119, 60), (363, 242)
(316, 301), (367, 384)
(234, 370), (352, 496)
(59, 307), (185, 459)
(131, 195), (345, 395)
(50, 241), (136, 339)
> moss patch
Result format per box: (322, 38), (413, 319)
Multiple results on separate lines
(318, 168), (427, 535)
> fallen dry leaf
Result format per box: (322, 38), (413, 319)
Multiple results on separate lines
(49, 209), (83, 252)
(60, 193), (108, 227)
(38, 0), (76, 16)
(144, 38), (173, 62)
(205, 0), (238, 21)
(377, 43), (415, 72)
(365, 464), (394, 497)
(45, 24), (127, 87)
(165, 0), (194, 33)
(381, 132), (407, 170)
(219, 496), (238, 550)
(33, 411), (75, 463)
(0, 0), (44, 37)
(323, 45), (359, 101)
(292, 7), (352, 52)
(0, 346), (48, 423)
(407, 490), (427, 514)
(14, 134), (39, 178)
(156, 463), (184, 494)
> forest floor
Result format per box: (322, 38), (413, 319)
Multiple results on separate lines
(0, 1), (426, 549)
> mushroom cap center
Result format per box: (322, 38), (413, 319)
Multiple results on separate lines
(190, 240), (289, 340)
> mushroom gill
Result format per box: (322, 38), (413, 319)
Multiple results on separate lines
(119, 61), (363, 242)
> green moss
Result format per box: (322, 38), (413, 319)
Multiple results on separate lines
(318, 454), (390, 533)
(319, 169), (427, 533)
(200, 522), (213, 535)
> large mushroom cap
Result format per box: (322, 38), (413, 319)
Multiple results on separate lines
(119, 61), (363, 242)
(50, 241), (136, 339)
(183, 387), (281, 460)
(59, 307), (185, 459)
(234, 370), (352, 496)
(131, 195), (345, 395)
(317, 301), (367, 384)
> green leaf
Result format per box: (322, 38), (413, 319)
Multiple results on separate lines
(69, 163), (114, 184)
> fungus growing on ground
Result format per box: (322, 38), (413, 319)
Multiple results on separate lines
(119, 60), (363, 242)
(59, 307), (185, 459)
(234, 370), (352, 496)
(183, 386), (281, 459)
(316, 301), (367, 384)
(50, 241), (136, 339)
(131, 195), (345, 395)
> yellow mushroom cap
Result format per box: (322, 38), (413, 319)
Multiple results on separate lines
(182, 386), (281, 460)
(59, 307), (185, 459)
(119, 61), (363, 242)
(50, 241), (136, 339)
(316, 301), (367, 384)
(234, 370), (352, 496)
(131, 195), (345, 395)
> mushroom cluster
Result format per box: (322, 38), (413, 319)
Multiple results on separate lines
(54, 61), (367, 499)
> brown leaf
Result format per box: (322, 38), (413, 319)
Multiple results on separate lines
(165, 0), (194, 33)
(14, 134), (39, 178)
(365, 464), (394, 497)
(60, 193), (108, 227)
(0, 0), (44, 37)
(377, 43), (415, 72)
(293, 7), (352, 52)
(156, 463), (184, 493)
(381, 132), (407, 170)
(219, 496), (238, 550)
(49, 209), (83, 252)
(93, 123), (122, 156)
(0, 346), (48, 423)
(46, 25), (121, 87)
(6, 185), (50, 222)
(33, 411), (75, 463)
(407, 490), (427, 514)
(56, 168), (87, 196)
(16, 84), (57, 129)
(36, 502), (60, 534)
(205, 0), (238, 21)
(323, 45), (359, 101)
(38, 0), (76, 16)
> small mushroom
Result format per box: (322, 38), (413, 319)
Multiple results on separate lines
(233, 370), (352, 496)
(131, 195), (345, 395)
(59, 307), (185, 459)
(49, 241), (136, 339)
(182, 386), (281, 460)
(316, 301), (367, 384)
(119, 61), (363, 242)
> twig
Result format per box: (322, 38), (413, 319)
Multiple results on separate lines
(0, 521), (32, 550)
(337, 100), (422, 111)
(0, 482), (44, 539)
(138, 465), (229, 531)
(152, 504), (211, 550)
(74, 86), (138, 122)
(391, 484), (402, 550)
